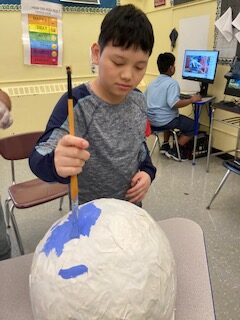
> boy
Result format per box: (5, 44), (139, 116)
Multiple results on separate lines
(29, 4), (156, 205)
(0, 89), (13, 260)
(145, 52), (201, 161)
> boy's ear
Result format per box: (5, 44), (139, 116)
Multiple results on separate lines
(91, 43), (101, 65)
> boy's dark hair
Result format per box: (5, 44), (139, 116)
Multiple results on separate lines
(157, 52), (175, 73)
(98, 4), (154, 56)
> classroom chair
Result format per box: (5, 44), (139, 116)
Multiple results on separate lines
(206, 159), (240, 209)
(0, 131), (69, 255)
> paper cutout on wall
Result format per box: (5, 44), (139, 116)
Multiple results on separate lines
(235, 32), (240, 44)
(215, 7), (233, 42)
(232, 12), (240, 31)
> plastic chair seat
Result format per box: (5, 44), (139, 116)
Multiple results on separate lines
(223, 159), (240, 175)
(9, 179), (68, 209)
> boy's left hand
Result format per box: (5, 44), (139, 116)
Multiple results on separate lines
(126, 171), (151, 204)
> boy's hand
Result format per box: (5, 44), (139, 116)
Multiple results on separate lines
(190, 94), (202, 103)
(54, 134), (90, 178)
(126, 171), (151, 204)
(0, 101), (13, 129)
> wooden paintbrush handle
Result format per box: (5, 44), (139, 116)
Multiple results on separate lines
(66, 67), (79, 202)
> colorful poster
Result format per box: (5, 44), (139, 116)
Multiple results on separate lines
(21, 0), (62, 66)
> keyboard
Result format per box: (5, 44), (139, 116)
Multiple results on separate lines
(221, 101), (238, 108)
(217, 100), (240, 113)
(180, 93), (192, 99)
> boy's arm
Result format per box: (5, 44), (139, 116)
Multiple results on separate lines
(29, 129), (70, 184)
(125, 142), (156, 203)
(139, 141), (156, 181)
(29, 132), (90, 184)
(174, 94), (201, 109)
(29, 90), (71, 184)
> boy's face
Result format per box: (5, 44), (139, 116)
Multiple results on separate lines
(91, 42), (149, 104)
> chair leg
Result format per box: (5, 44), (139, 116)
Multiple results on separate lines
(59, 196), (64, 211)
(150, 135), (160, 157)
(206, 170), (231, 209)
(4, 198), (11, 228)
(9, 206), (25, 255)
(171, 130), (181, 161)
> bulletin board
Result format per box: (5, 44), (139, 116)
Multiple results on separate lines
(0, 0), (118, 12)
(214, 0), (240, 64)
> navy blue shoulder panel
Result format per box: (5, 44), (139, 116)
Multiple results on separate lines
(46, 83), (90, 132)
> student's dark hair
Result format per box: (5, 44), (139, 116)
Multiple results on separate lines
(98, 4), (154, 56)
(157, 52), (175, 73)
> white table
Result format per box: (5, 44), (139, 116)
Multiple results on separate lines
(0, 218), (215, 320)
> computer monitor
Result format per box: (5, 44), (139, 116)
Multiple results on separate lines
(224, 56), (240, 80)
(182, 49), (219, 96)
(224, 78), (240, 98)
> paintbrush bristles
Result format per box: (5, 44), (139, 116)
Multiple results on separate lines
(66, 66), (72, 73)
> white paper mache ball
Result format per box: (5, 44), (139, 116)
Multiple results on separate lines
(30, 198), (176, 320)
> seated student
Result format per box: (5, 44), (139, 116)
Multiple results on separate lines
(29, 4), (156, 206)
(0, 89), (13, 260)
(145, 52), (201, 161)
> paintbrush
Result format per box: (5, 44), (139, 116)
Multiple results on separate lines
(66, 66), (79, 236)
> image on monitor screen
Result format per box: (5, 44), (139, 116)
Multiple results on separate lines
(182, 50), (219, 96)
(224, 78), (240, 98)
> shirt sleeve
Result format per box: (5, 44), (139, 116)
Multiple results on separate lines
(139, 141), (156, 182)
(29, 93), (70, 184)
(167, 80), (181, 108)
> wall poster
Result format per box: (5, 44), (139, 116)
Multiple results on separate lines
(154, 0), (165, 7)
(21, 0), (63, 66)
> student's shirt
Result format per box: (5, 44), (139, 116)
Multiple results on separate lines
(29, 83), (156, 204)
(145, 74), (180, 127)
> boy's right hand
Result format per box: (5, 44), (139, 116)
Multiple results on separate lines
(54, 134), (90, 178)
(190, 94), (202, 103)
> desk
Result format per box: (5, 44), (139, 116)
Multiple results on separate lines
(206, 101), (240, 172)
(192, 96), (215, 165)
(0, 218), (215, 320)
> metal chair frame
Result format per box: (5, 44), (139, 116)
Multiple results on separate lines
(206, 159), (240, 209)
(150, 128), (181, 160)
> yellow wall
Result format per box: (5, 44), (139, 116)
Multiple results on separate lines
(0, 0), (238, 153)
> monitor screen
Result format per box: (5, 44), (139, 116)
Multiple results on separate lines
(182, 50), (219, 84)
(225, 56), (240, 79)
(224, 78), (240, 98)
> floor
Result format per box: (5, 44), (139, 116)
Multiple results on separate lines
(0, 134), (239, 320)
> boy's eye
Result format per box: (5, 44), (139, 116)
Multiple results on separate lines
(113, 62), (123, 67)
(135, 66), (144, 71)
(112, 60), (124, 66)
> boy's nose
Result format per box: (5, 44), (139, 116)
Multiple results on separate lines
(120, 68), (132, 81)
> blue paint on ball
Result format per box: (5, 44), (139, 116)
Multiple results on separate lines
(58, 265), (88, 279)
(42, 202), (101, 257)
